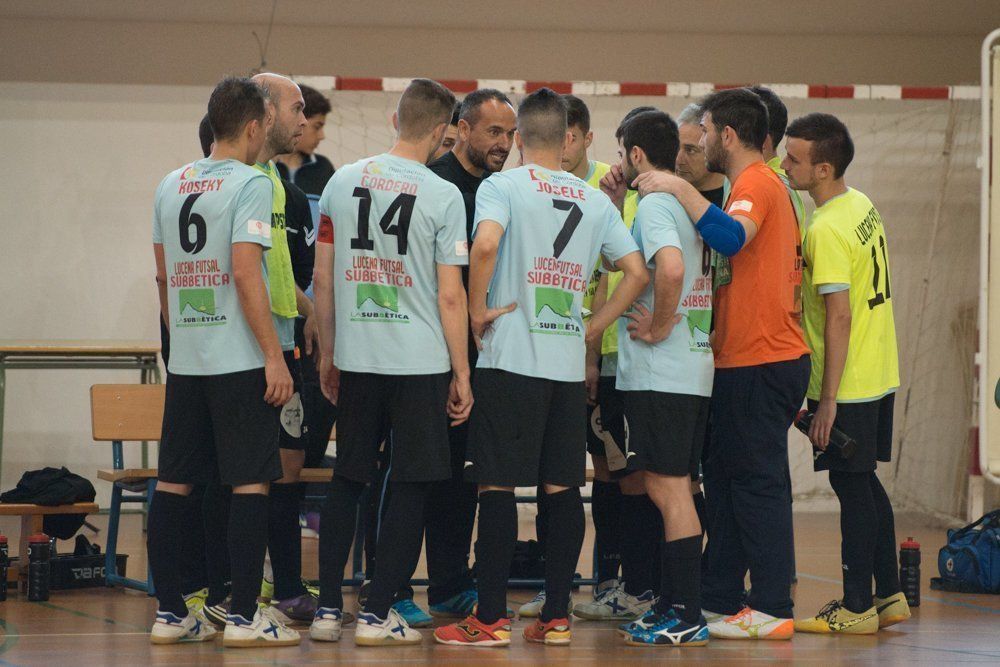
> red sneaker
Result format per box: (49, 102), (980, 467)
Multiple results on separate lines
(523, 617), (571, 645)
(433, 615), (511, 647)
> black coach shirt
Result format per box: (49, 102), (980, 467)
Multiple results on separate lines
(428, 151), (489, 365)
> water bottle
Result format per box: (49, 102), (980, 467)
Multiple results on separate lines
(27, 533), (52, 602)
(794, 409), (858, 459)
(899, 536), (921, 607)
(0, 534), (8, 601)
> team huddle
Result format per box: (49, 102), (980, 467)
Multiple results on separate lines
(147, 73), (907, 649)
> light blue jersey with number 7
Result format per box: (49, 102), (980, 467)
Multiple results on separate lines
(473, 164), (638, 382)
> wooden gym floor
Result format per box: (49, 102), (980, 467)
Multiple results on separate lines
(0, 511), (998, 665)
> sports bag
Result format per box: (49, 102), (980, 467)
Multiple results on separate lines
(935, 509), (1000, 594)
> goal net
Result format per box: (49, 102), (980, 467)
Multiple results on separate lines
(313, 86), (982, 522)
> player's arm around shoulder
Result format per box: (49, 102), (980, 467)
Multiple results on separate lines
(232, 174), (293, 406)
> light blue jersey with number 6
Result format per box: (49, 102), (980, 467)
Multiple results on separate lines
(152, 158), (274, 376)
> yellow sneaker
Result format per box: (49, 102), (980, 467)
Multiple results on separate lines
(873, 592), (911, 628)
(794, 600), (878, 635)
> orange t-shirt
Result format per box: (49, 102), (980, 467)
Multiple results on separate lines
(713, 162), (809, 368)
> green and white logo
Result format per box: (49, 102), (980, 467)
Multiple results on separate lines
(530, 286), (580, 336)
(352, 283), (408, 323)
(176, 288), (225, 327)
(687, 309), (712, 352)
(534, 287), (573, 318)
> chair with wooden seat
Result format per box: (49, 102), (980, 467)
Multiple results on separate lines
(90, 383), (163, 593)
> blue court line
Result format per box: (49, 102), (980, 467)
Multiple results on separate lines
(797, 571), (1000, 615)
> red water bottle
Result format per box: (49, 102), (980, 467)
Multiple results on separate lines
(899, 537), (920, 607)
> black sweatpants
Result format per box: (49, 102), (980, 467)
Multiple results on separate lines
(701, 355), (809, 619)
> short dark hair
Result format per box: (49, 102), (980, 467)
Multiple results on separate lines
(300, 84), (331, 118)
(459, 88), (512, 126)
(450, 101), (461, 126)
(198, 113), (213, 158)
(207, 76), (267, 143)
(563, 94), (591, 133)
(699, 88), (768, 151)
(396, 78), (457, 141)
(517, 87), (568, 148)
(615, 105), (658, 140)
(622, 110), (680, 171)
(748, 86), (788, 150)
(785, 113), (855, 179)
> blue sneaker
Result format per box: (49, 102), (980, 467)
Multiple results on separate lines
(624, 610), (709, 647)
(391, 598), (433, 628)
(429, 589), (478, 618)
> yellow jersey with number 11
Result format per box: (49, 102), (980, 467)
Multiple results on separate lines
(802, 187), (899, 401)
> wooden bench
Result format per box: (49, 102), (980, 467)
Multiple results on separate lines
(91, 383), (600, 590)
(0, 502), (99, 584)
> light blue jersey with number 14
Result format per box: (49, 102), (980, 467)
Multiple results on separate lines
(473, 164), (638, 382)
(319, 153), (468, 375)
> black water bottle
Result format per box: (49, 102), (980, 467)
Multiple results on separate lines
(899, 537), (921, 607)
(794, 409), (858, 459)
(0, 534), (8, 601)
(27, 533), (51, 602)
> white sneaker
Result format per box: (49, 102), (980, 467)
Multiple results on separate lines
(573, 584), (655, 620)
(707, 607), (794, 640)
(309, 607), (344, 642)
(150, 609), (218, 644)
(518, 590), (546, 618)
(223, 606), (301, 647)
(593, 578), (619, 600)
(518, 590), (574, 618)
(354, 608), (422, 646)
(702, 608), (726, 624)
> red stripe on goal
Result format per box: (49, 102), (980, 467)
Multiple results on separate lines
(439, 79), (479, 93)
(620, 82), (667, 96)
(526, 81), (573, 94)
(335, 77), (384, 91)
(825, 85), (856, 98)
(901, 86), (949, 100)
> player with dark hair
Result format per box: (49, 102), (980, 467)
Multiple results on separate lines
(149, 76), (299, 648)
(311, 78), (471, 646)
(434, 88), (647, 647)
(520, 93), (620, 619)
(782, 113), (908, 634)
(432, 102), (462, 161)
(635, 87), (810, 640)
(749, 86), (805, 227)
(611, 109), (712, 647)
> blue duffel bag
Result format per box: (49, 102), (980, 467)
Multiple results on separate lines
(936, 510), (1000, 594)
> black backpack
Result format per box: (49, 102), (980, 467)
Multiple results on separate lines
(1, 467), (97, 539)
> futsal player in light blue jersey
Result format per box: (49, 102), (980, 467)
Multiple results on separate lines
(434, 88), (647, 648)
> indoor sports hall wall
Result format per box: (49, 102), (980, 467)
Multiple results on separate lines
(0, 80), (988, 520)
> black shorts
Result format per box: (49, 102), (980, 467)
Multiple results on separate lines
(808, 392), (895, 473)
(334, 371), (452, 484)
(278, 349), (307, 451)
(587, 377), (629, 476)
(158, 368), (282, 486)
(465, 369), (587, 488)
(624, 391), (709, 478)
